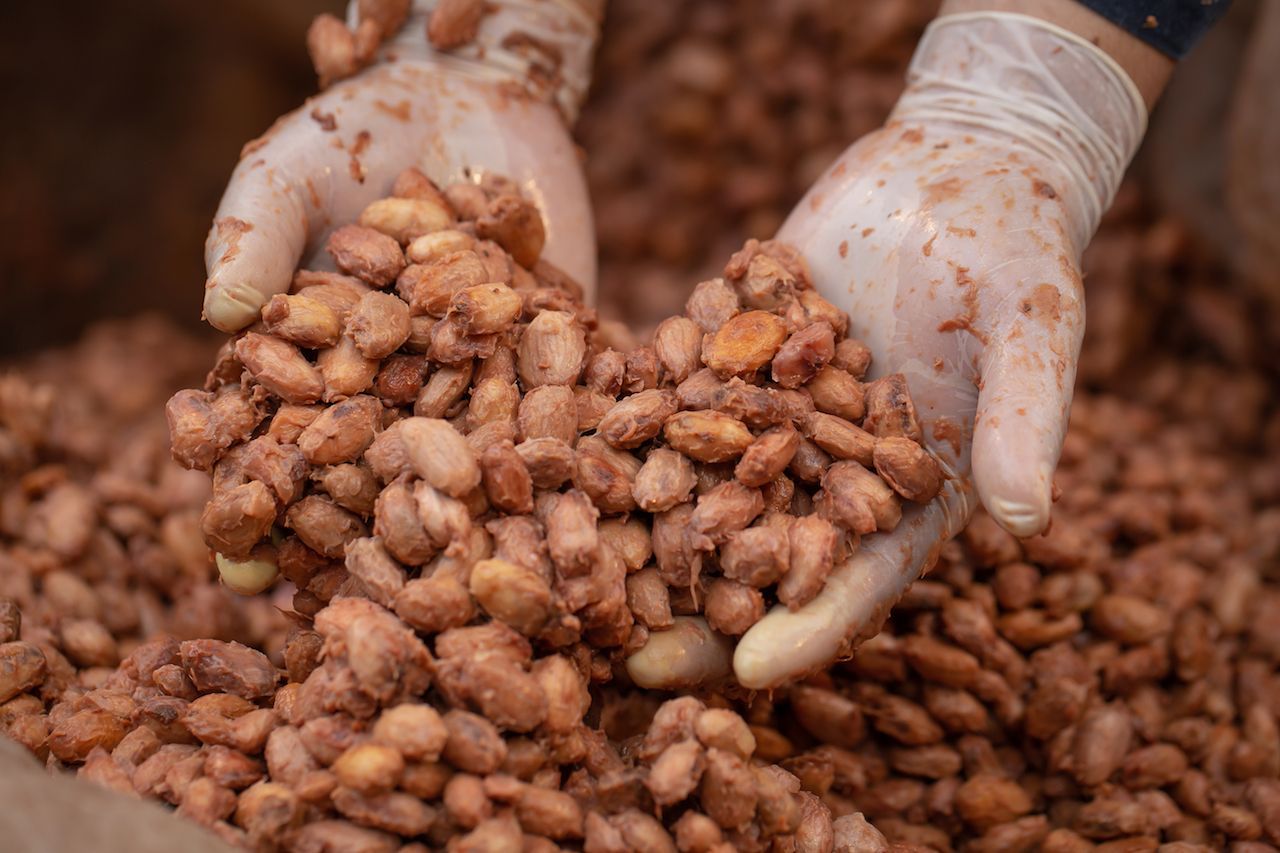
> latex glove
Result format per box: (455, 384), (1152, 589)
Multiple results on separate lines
(630, 11), (1146, 690)
(202, 0), (601, 332)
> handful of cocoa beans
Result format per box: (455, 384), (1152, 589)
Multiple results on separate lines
(166, 169), (943, 660)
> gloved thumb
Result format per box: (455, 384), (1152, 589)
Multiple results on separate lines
(203, 153), (311, 332)
(971, 274), (1085, 537)
(625, 616), (734, 689)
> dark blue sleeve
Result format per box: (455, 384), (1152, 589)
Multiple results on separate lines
(1073, 0), (1233, 58)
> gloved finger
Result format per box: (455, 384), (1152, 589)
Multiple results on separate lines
(203, 156), (311, 332)
(971, 276), (1085, 537)
(202, 72), (415, 332)
(734, 496), (962, 690)
(625, 616), (734, 689)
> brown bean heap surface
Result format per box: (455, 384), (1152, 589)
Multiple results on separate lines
(726, 377), (1280, 852)
(0, 314), (850, 853)
(0, 318), (290, 735)
(150, 168), (1280, 850)
(166, 173), (941, 660)
(9, 317), (1280, 852)
(0, 332), (848, 853)
(3, 2), (1279, 847)
(9, 594), (855, 850)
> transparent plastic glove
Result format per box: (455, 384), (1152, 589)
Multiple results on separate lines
(202, 0), (600, 332)
(630, 12), (1147, 690)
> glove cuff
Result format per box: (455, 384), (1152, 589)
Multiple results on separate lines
(892, 11), (1147, 250)
(348, 0), (603, 125)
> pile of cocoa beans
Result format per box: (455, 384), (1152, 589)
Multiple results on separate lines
(7, 341), (1280, 851)
(700, 382), (1280, 851)
(0, 321), (852, 850)
(152, 168), (1280, 849)
(0, 317), (856, 851)
(165, 173), (941, 664)
(9, 593), (865, 850)
(2, 1), (1278, 849)
(0, 318), (290, 751)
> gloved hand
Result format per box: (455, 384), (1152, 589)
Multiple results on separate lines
(629, 9), (1150, 690)
(202, 0), (601, 332)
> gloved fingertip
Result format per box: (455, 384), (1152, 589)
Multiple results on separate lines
(979, 461), (1053, 538)
(734, 598), (844, 690)
(732, 632), (776, 690)
(625, 617), (732, 689)
(203, 278), (269, 333)
(986, 493), (1051, 538)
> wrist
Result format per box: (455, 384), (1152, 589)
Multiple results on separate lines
(347, 0), (603, 125)
(940, 0), (1174, 107)
(891, 10), (1147, 251)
